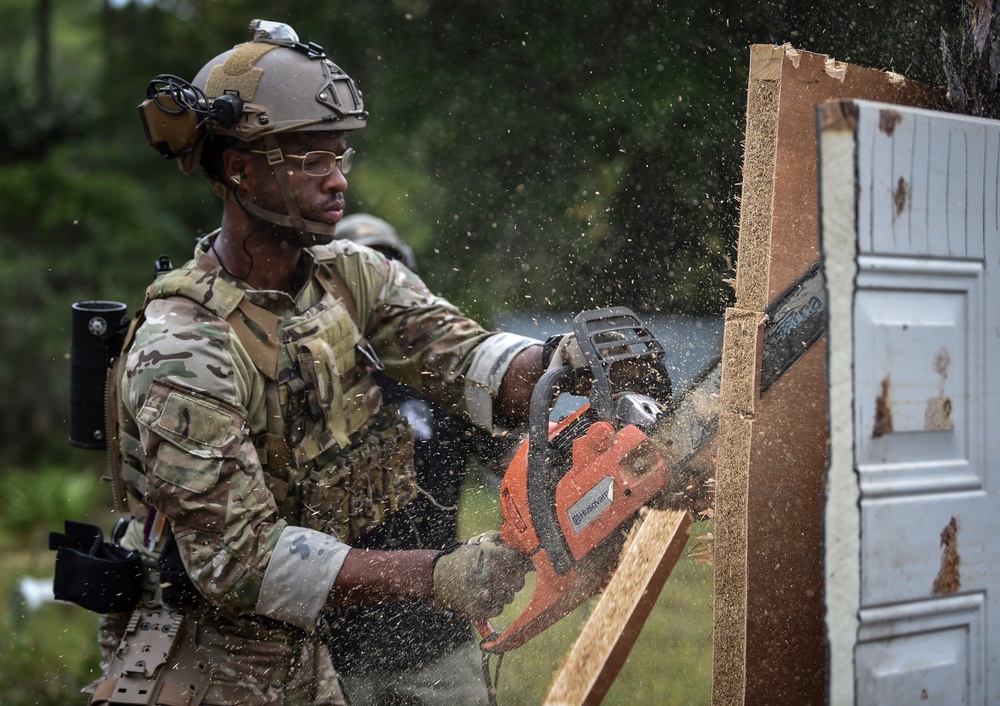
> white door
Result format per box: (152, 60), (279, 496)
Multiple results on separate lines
(820, 100), (1000, 705)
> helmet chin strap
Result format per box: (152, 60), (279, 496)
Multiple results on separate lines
(232, 196), (336, 245)
(215, 134), (337, 246)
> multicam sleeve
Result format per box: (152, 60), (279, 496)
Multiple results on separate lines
(341, 249), (541, 429)
(127, 298), (349, 631)
(255, 527), (350, 629)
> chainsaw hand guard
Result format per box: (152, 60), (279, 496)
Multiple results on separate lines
(542, 333), (591, 396)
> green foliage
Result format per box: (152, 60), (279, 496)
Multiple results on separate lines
(0, 149), (194, 466)
(345, 2), (748, 319)
(0, 466), (105, 547)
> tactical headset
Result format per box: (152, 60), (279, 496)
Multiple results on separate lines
(138, 75), (245, 160)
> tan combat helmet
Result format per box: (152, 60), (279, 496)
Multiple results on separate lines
(139, 19), (366, 240)
(337, 214), (418, 272)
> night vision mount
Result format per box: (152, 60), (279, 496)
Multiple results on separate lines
(247, 18), (328, 60)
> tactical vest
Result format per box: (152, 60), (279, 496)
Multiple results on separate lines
(107, 248), (417, 545)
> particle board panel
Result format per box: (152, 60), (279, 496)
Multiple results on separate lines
(714, 45), (945, 705)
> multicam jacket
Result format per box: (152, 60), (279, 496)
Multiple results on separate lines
(116, 233), (537, 632)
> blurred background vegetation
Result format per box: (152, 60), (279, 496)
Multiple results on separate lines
(0, 0), (959, 703)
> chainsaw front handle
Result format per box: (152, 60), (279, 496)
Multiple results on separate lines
(528, 364), (576, 575)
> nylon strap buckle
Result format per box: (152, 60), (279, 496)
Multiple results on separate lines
(261, 147), (286, 166)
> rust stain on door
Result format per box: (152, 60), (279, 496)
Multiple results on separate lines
(879, 108), (903, 135)
(925, 347), (953, 431)
(931, 516), (960, 596)
(872, 376), (893, 438)
(893, 177), (909, 220)
(924, 396), (953, 430)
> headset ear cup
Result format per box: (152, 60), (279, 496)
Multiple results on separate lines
(139, 75), (208, 160)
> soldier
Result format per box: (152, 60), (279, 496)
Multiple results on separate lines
(85, 19), (590, 706)
(329, 213), (514, 705)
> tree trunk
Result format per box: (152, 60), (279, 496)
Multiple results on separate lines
(942, 0), (1000, 117)
(36, 0), (51, 109)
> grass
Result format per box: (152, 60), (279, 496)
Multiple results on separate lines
(0, 465), (107, 706)
(0, 565), (103, 706)
(0, 466), (714, 705)
(460, 473), (714, 705)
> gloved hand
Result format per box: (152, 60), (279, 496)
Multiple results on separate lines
(543, 333), (592, 396)
(432, 531), (531, 620)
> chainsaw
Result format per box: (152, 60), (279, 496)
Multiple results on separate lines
(477, 263), (827, 654)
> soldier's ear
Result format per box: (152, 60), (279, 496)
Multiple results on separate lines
(221, 150), (249, 190)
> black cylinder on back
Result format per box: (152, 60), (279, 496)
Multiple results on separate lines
(69, 301), (128, 450)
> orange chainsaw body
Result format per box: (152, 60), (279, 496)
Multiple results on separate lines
(480, 403), (670, 653)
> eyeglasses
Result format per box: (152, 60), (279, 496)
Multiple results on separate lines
(248, 147), (354, 176)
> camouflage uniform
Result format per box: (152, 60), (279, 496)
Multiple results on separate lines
(93, 233), (537, 706)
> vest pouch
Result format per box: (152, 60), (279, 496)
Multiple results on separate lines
(49, 520), (142, 614)
(297, 344), (335, 421)
(304, 409), (417, 544)
(304, 457), (353, 541)
(286, 337), (350, 456)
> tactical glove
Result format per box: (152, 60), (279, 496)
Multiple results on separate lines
(432, 531), (530, 620)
